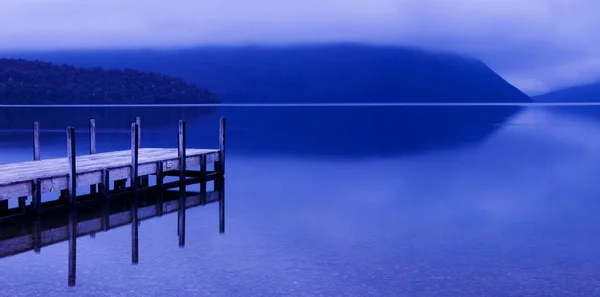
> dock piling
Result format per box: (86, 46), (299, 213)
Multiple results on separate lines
(218, 117), (226, 175)
(32, 179), (41, 214)
(131, 122), (139, 193)
(67, 126), (77, 209)
(156, 161), (164, 216)
(200, 154), (207, 204)
(131, 122), (140, 263)
(89, 119), (97, 195)
(178, 120), (186, 247)
(136, 117), (149, 188)
(33, 122), (40, 161)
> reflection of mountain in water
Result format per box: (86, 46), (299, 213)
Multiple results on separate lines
(221, 106), (524, 156)
(5, 44), (531, 155)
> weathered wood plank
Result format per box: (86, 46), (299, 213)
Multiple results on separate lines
(0, 148), (219, 200)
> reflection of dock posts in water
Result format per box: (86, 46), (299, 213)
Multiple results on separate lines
(0, 187), (224, 287)
(68, 207), (77, 287)
(131, 122), (140, 264)
(32, 216), (42, 253)
(218, 177), (225, 234)
(0, 189), (223, 258)
(178, 120), (187, 247)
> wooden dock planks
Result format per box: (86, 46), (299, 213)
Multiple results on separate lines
(0, 148), (220, 200)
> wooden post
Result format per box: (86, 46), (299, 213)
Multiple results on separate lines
(178, 120), (186, 182)
(156, 161), (164, 216)
(131, 122), (139, 193)
(67, 126), (77, 209)
(32, 122), (42, 214)
(200, 154), (207, 204)
(32, 179), (41, 215)
(135, 117), (141, 148)
(101, 169), (110, 199)
(33, 121), (40, 161)
(101, 168), (111, 230)
(136, 117), (149, 188)
(131, 122), (140, 264)
(18, 197), (26, 213)
(89, 119), (97, 195)
(59, 124), (69, 201)
(178, 120), (186, 247)
(218, 117), (226, 175)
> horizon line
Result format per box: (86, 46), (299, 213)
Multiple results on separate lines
(0, 102), (599, 108)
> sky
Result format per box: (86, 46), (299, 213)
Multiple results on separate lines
(0, 0), (598, 95)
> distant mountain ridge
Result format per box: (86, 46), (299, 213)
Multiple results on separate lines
(0, 58), (219, 128)
(0, 58), (218, 104)
(4, 44), (531, 104)
(532, 81), (600, 121)
(534, 81), (600, 102)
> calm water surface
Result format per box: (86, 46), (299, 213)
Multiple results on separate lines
(2, 106), (600, 296)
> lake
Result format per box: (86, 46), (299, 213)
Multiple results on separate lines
(2, 105), (600, 296)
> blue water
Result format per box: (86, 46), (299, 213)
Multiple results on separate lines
(2, 106), (600, 296)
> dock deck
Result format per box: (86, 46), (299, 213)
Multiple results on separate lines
(0, 148), (219, 200)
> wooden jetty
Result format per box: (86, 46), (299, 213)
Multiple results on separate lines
(0, 116), (226, 214)
(0, 116), (227, 287)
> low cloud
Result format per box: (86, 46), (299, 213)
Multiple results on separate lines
(0, 0), (599, 94)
